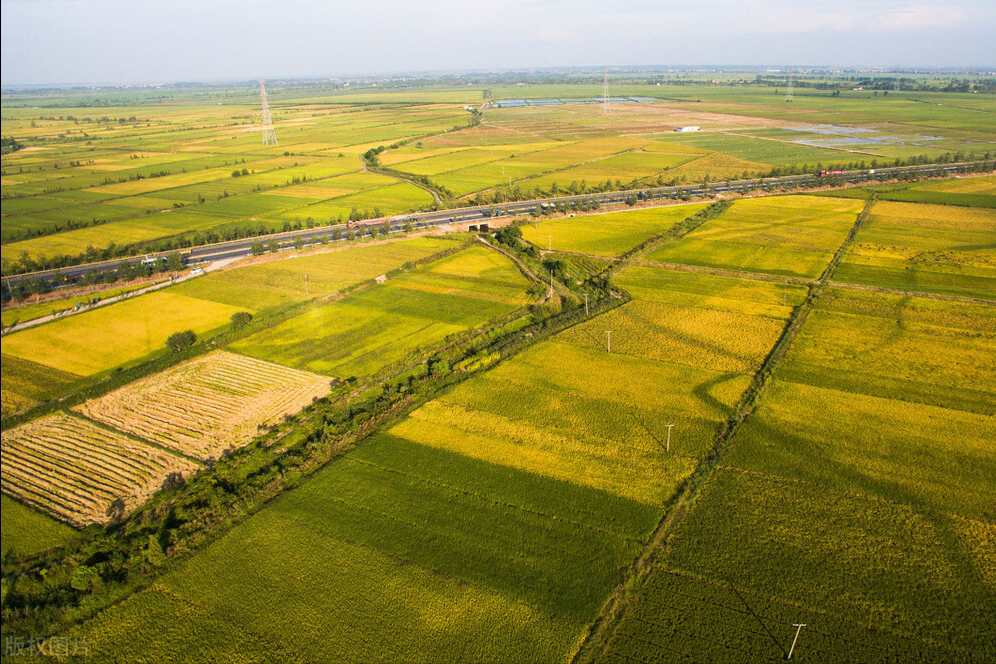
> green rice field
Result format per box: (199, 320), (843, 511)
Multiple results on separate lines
(230, 245), (531, 377)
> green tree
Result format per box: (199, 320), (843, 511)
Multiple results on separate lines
(230, 312), (253, 331)
(166, 252), (184, 273)
(27, 277), (48, 298)
(251, 239), (265, 256)
(71, 565), (100, 591)
(143, 535), (167, 567)
(166, 330), (196, 352)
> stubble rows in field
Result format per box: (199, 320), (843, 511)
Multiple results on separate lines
(76, 351), (331, 461)
(1, 412), (199, 526)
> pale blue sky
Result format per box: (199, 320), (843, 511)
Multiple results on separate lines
(2, 0), (993, 85)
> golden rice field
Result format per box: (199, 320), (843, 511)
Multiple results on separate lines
(616, 265), (808, 319)
(912, 173), (996, 194)
(558, 300), (787, 374)
(521, 203), (708, 257)
(780, 288), (996, 415)
(836, 200), (996, 300)
(1, 412), (199, 527)
(76, 351), (331, 461)
(647, 195), (864, 278)
(1, 291), (246, 376)
(657, 151), (768, 182)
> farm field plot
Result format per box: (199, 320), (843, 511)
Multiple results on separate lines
(558, 277), (790, 374)
(392, 244), (534, 305)
(654, 130), (868, 166)
(76, 351), (331, 461)
(271, 181), (436, 223)
(1, 201), (138, 241)
(394, 340), (745, 507)
(646, 195), (864, 278)
(174, 235), (458, 310)
(389, 146), (523, 175)
(1, 355), (81, 419)
(599, 470), (987, 663)
(68, 489), (584, 663)
(433, 136), (649, 196)
(779, 288), (996, 414)
(660, 151), (770, 181)
(599, 288), (996, 663)
(728, 379), (996, 521)
(601, 570), (953, 664)
(1, 412), (199, 526)
(1, 290), (246, 377)
(873, 173), (996, 207)
(616, 265), (808, 319)
(1, 494), (78, 558)
(517, 150), (697, 191)
(835, 200), (996, 300)
(231, 246), (531, 378)
(521, 202), (708, 256)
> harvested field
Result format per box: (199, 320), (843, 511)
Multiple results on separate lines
(1, 412), (198, 527)
(76, 351), (331, 461)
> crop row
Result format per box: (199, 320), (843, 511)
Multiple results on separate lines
(1, 412), (198, 526)
(76, 351), (331, 460)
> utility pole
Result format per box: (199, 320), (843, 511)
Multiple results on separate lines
(584, 293), (589, 316)
(548, 235), (552, 251)
(787, 624), (806, 660)
(665, 424), (674, 452)
(549, 270), (554, 298)
(783, 280), (788, 306)
(305, 273), (309, 297)
(605, 330), (612, 353)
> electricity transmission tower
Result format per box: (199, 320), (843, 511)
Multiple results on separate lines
(601, 67), (611, 115)
(260, 81), (278, 146)
(786, 69), (794, 103)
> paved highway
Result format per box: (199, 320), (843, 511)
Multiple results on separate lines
(4, 160), (991, 289)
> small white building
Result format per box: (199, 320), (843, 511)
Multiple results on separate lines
(674, 126), (700, 133)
